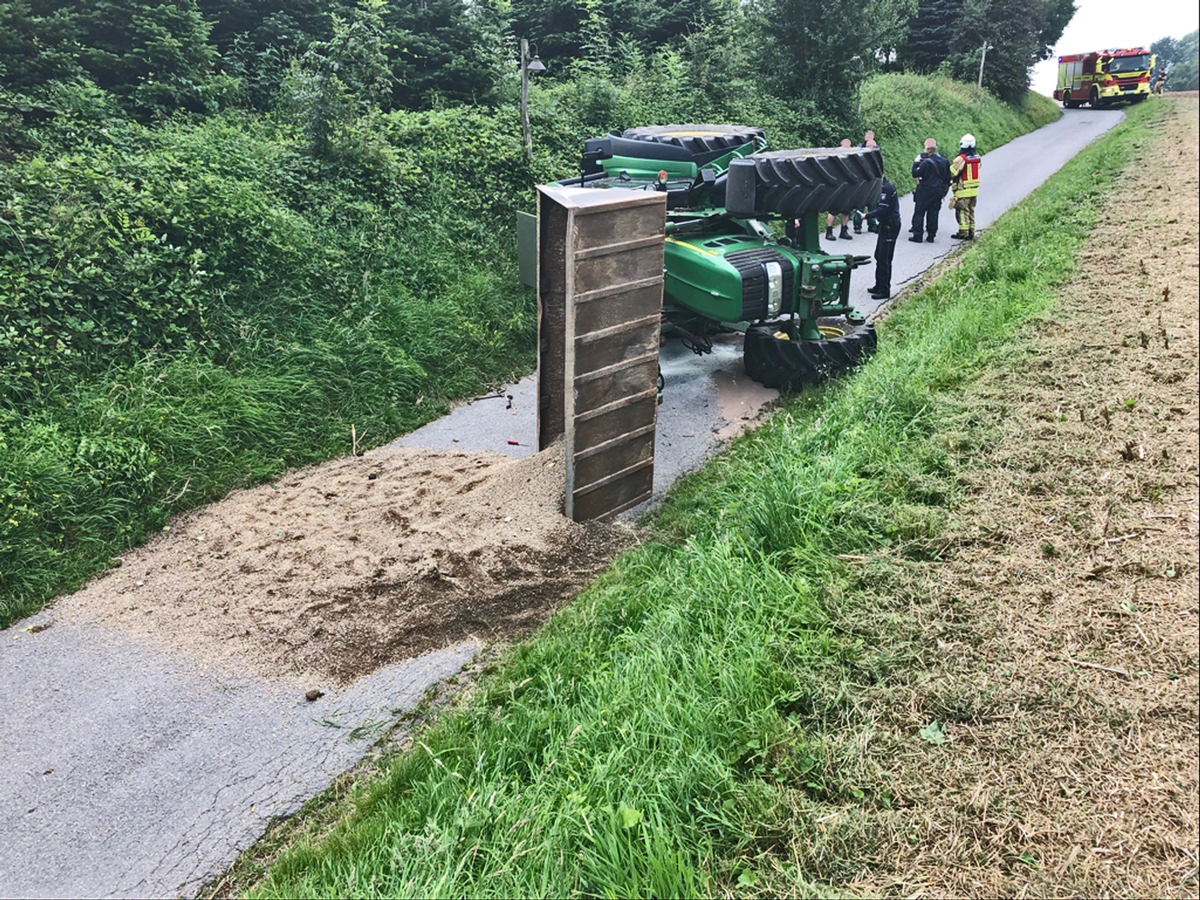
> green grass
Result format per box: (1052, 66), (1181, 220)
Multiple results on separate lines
(0, 75), (1062, 630)
(862, 73), (1062, 191)
(243, 93), (1157, 899)
(0, 106), (538, 628)
(0, 299), (535, 627)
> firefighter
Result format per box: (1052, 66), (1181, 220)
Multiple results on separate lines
(949, 133), (981, 240)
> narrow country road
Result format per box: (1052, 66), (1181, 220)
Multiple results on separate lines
(396, 108), (1126, 490)
(0, 106), (1123, 900)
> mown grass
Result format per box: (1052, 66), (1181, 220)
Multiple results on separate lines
(243, 97), (1156, 898)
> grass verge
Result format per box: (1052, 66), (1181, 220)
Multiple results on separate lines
(236, 100), (1165, 897)
(861, 74), (1062, 190)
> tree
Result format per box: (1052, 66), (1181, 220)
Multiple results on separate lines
(196, 0), (357, 108)
(508, 0), (721, 63)
(0, 0), (82, 92)
(902, 0), (959, 72)
(974, 0), (1073, 103)
(72, 0), (218, 114)
(1, 0), (219, 115)
(197, 0), (346, 53)
(1152, 31), (1199, 92)
(908, 0), (1074, 104)
(383, 0), (507, 110)
(282, 1), (390, 157)
(753, 0), (916, 123)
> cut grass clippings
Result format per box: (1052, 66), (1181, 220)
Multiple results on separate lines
(243, 102), (1165, 898)
(829, 99), (1197, 898)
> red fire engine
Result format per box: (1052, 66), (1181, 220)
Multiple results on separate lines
(1055, 47), (1156, 108)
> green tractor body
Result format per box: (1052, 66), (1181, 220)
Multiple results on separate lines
(546, 125), (883, 389)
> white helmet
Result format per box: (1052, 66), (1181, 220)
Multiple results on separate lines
(960, 133), (976, 150)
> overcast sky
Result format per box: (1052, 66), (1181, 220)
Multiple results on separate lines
(1027, 0), (1199, 95)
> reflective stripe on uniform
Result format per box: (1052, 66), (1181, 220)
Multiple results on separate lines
(951, 153), (981, 198)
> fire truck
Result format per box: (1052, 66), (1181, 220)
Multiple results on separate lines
(1055, 48), (1156, 108)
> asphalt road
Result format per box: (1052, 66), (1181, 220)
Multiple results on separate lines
(397, 108), (1127, 499)
(0, 106), (1123, 900)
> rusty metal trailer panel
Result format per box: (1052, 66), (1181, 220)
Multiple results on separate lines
(535, 185), (667, 521)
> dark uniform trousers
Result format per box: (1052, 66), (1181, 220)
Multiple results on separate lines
(910, 188), (941, 238)
(873, 223), (899, 293)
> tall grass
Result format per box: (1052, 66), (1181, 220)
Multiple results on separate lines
(861, 73), (1061, 190)
(0, 107), (537, 626)
(245, 89), (1154, 900)
(0, 276), (536, 626)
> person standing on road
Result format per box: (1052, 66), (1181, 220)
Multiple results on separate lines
(865, 176), (902, 300)
(909, 138), (950, 243)
(854, 132), (881, 234)
(825, 138), (855, 241)
(949, 133), (981, 240)
(1153, 67), (1169, 95)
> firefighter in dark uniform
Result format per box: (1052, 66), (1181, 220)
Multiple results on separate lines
(866, 176), (902, 300)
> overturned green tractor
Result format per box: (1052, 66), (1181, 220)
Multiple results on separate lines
(551, 124), (882, 390)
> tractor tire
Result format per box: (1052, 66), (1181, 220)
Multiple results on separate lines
(724, 147), (884, 219)
(621, 124), (765, 157)
(743, 321), (877, 392)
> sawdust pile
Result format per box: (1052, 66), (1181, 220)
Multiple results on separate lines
(62, 445), (637, 684)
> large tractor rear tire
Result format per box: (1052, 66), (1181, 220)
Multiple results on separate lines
(724, 147), (883, 219)
(743, 321), (877, 391)
(621, 124), (765, 157)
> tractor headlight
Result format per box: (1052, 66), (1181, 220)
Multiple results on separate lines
(765, 261), (783, 316)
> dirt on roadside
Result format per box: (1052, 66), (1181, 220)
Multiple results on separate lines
(60, 444), (637, 685)
(833, 99), (1199, 897)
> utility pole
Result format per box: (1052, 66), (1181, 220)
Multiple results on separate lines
(978, 42), (989, 88)
(520, 38), (532, 162)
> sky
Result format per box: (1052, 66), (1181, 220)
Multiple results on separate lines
(1028, 0), (1199, 95)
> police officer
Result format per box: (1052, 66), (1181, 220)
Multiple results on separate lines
(949, 134), (981, 240)
(909, 138), (949, 243)
(865, 176), (902, 300)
